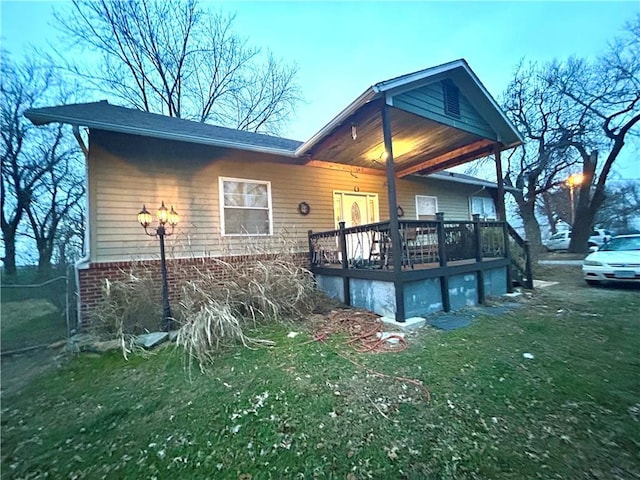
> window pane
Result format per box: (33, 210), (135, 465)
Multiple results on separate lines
(223, 181), (268, 208)
(245, 183), (268, 208)
(484, 198), (496, 218)
(472, 196), (496, 219)
(471, 197), (484, 214)
(224, 208), (269, 235)
(416, 195), (437, 216)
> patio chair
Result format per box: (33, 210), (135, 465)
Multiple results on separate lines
(368, 230), (389, 268)
(402, 227), (418, 269)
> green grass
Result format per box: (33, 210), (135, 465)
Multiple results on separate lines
(1, 274), (69, 351)
(2, 267), (639, 479)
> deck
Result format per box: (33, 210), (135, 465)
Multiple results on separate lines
(308, 216), (529, 321)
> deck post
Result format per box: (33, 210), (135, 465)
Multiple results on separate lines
(307, 229), (314, 268)
(473, 214), (485, 304)
(381, 104), (405, 322)
(503, 221), (514, 293)
(436, 212), (450, 312)
(338, 221), (350, 304)
(494, 147), (506, 221)
(472, 214), (483, 262)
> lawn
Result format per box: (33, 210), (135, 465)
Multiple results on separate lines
(1, 273), (69, 352)
(1, 266), (639, 479)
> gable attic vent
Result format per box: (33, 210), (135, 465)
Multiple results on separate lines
(442, 79), (460, 118)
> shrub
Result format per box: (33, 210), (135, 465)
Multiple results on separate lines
(90, 242), (321, 368)
(89, 267), (163, 339)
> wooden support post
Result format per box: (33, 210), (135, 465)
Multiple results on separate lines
(339, 222), (350, 305)
(436, 212), (450, 312)
(381, 104), (405, 322)
(473, 214), (486, 304)
(473, 214), (483, 263)
(494, 147), (506, 221)
(436, 212), (447, 267)
(307, 230), (314, 267)
(503, 221), (514, 293)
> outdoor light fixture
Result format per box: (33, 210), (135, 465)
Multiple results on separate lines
(137, 201), (179, 331)
(351, 123), (357, 140)
(566, 173), (584, 225)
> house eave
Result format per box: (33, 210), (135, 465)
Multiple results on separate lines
(294, 87), (380, 156)
(296, 59), (524, 159)
(24, 110), (299, 158)
(426, 171), (520, 193)
(379, 60), (524, 147)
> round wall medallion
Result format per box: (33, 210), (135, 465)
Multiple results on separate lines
(397, 205), (405, 218)
(298, 201), (311, 216)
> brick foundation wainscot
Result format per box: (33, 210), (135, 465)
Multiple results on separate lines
(77, 253), (310, 330)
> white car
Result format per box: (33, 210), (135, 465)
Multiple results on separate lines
(544, 228), (614, 251)
(544, 231), (572, 251)
(588, 229), (614, 248)
(583, 234), (640, 285)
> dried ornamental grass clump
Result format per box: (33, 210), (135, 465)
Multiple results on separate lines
(175, 294), (274, 374)
(89, 267), (163, 358)
(87, 238), (322, 367)
(176, 250), (319, 370)
(90, 267), (163, 338)
(176, 295), (246, 372)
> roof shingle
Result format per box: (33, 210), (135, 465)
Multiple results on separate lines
(25, 101), (302, 156)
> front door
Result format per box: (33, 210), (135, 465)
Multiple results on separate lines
(333, 191), (380, 260)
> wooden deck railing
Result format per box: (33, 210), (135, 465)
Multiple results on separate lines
(506, 224), (534, 289)
(308, 214), (510, 271)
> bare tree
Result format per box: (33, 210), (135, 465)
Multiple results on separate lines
(1, 52), (85, 275)
(538, 187), (578, 235)
(1, 54), (51, 275)
(546, 16), (640, 252)
(24, 124), (85, 272)
(496, 15), (639, 254)
(55, 0), (301, 134)
(499, 61), (584, 254)
(595, 180), (640, 234)
(55, 206), (85, 268)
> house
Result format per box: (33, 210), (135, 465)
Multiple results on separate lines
(25, 59), (529, 328)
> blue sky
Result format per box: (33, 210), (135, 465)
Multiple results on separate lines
(1, 1), (638, 176)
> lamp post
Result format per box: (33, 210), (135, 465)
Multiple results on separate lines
(566, 173), (584, 226)
(138, 202), (179, 331)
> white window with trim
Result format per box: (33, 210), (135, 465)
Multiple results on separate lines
(219, 177), (272, 235)
(415, 195), (438, 220)
(471, 196), (497, 220)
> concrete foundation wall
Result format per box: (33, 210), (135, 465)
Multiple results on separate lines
(483, 267), (508, 297)
(403, 278), (443, 318)
(315, 275), (345, 303)
(349, 278), (396, 318)
(448, 273), (479, 310)
(314, 265), (509, 321)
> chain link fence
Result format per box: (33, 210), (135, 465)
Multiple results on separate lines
(1, 268), (76, 355)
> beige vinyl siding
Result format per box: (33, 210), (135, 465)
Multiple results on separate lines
(396, 177), (492, 221)
(88, 131), (489, 263)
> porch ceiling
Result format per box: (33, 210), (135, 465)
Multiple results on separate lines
(301, 101), (499, 177)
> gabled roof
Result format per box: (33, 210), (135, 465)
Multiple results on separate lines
(24, 101), (302, 157)
(24, 59), (522, 175)
(296, 59), (523, 157)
